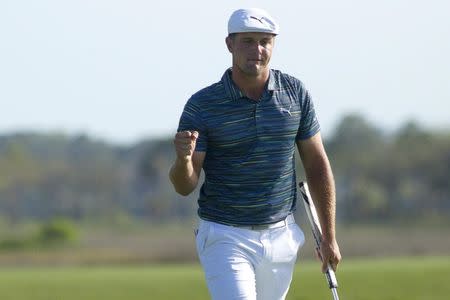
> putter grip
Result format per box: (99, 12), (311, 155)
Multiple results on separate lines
(326, 267), (338, 288)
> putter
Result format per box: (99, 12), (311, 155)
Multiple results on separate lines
(299, 181), (340, 300)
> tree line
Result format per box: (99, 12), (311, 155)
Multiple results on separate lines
(0, 114), (448, 225)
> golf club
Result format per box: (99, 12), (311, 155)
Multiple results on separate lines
(299, 181), (340, 300)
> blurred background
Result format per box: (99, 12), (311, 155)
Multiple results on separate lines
(0, 1), (449, 298)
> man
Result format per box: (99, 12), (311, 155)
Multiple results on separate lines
(170, 8), (341, 300)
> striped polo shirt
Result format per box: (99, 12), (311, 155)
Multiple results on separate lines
(178, 68), (320, 225)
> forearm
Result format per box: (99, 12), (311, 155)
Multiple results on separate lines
(169, 158), (199, 196)
(304, 156), (337, 242)
(298, 133), (341, 271)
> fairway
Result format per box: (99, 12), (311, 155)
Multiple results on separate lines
(0, 256), (448, 300)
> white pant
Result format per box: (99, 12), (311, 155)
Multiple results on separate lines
(195, 214), (305, 300)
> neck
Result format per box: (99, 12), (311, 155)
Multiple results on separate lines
(231, 68), (270, 101)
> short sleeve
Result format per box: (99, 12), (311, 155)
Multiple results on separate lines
(296, 88), (321, 140)
(177, 98), (207, 151)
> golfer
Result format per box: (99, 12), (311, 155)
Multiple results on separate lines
(170, 8), (341, 300)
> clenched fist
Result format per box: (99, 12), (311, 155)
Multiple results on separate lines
(173, 130), (199, 161)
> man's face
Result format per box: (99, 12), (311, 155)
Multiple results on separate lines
(226, 32), (275, 77)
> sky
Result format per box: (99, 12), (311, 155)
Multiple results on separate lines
(1, 0), (449, 145)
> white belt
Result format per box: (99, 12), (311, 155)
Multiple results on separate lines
(231, 214), (295, 231)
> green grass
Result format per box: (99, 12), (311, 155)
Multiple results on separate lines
(289, 256), (450, 300)
(0, 256), (448, 299)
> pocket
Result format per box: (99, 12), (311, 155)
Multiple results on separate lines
(291, 223), (305, 249)
(195, 221), (211, 254)
(271, 223), (305, 263)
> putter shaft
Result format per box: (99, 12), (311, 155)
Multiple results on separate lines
(331, 287), (340, 300)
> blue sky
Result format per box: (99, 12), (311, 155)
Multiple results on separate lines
(1, 0), (449, 145)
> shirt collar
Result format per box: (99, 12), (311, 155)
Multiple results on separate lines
(222, 68), (279, 101)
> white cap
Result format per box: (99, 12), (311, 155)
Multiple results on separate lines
(228, 8), (279, 35)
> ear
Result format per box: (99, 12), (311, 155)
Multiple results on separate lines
(225, 36), (233, 53)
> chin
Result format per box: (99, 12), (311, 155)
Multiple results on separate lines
(244, 66), (264, 76)
(236, 64), (267, 77)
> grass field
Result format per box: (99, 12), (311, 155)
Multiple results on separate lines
(0, 256), (448, 300)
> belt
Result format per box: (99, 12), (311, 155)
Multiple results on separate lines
(232, 214), (294, 231)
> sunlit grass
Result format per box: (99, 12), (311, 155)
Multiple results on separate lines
(0, 256), (448, 300)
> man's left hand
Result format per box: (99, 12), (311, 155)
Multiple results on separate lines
(320, 238), (341, 272)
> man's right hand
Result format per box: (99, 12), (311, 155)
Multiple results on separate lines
(174, 130), (199, 161)
(170, 130), (204, 196)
